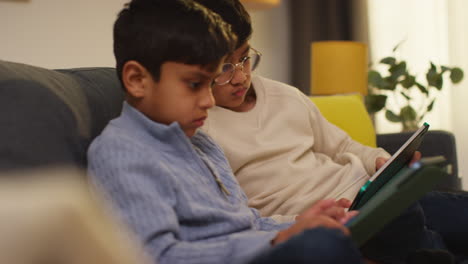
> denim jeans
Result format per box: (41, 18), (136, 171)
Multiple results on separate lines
(361, 191), (468, 263)
(420, 191), (468, 258)
(249, 228), (364, 264)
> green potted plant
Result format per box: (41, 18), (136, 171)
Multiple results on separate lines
(365, 46), (464, 131)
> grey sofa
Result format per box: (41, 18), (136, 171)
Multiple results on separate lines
(0, 59), (462, 191)
(0, 60), (124, 171)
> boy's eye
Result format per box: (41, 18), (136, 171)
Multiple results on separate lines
(187, 79), (212, 90)
(189, 81), (202, 90)
(221, 63), (233, 73)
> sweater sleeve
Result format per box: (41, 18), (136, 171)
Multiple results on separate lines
(299, 92), (391, 175)
(88, 137), (277, 264)
(249, 207), (294, 230)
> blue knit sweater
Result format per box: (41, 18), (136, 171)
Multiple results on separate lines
(88, 103), (291, 264)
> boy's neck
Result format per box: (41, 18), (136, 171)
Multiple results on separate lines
(230, 86), (256, 112)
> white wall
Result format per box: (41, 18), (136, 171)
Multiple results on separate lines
(0, 0), (291, 82)
(448, 0), (468, 190)
(368, 0), (468, 189)
(0, 0), (127, 69)
(248, 0), (292, 84)
(367, 0), (451, 133)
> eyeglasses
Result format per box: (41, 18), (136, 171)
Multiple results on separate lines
(213, 48), (262, 86)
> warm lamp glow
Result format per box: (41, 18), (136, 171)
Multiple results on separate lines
(311, 41), (368, 95)
(241, 0), (281, 10)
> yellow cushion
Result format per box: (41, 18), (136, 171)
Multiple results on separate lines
(310, 94), (376, 147)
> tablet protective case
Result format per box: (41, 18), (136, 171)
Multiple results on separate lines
(347, 165), (448, 246)
(349, 123), (429, 210)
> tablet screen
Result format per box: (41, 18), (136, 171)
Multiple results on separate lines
(349, 122), (429, 210)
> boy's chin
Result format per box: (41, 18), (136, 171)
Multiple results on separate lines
(217, 100), (244, 110)
(184, 128), (198, 138)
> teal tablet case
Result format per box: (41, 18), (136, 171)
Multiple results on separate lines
(347, 165), (448, 246)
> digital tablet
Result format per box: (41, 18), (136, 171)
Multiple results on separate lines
(346, 160), (448, 246)
(349, 122), (430, 210)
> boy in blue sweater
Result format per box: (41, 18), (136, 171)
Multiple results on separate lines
(88, 0), (365, 263)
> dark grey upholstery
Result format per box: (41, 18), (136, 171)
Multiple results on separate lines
(1, 59), (462, 192)
(377, 130), (462, 191)
(0, 60), (125, 171)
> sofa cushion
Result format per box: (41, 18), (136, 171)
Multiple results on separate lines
(0, 60), (124, 170)
(311, 94), (377, 147)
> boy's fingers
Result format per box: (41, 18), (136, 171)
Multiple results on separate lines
(409, 151), (422, 166)
(310, 215), (350, 236)
(341, 210), (359, 224)
(375, 157), (388, 169)
(336, 198), (352, 208)
(274, 215), (349, 245)
(302, 199), (336, 216)
(323, 206), (346, 220)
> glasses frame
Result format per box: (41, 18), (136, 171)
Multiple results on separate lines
(213, 47), (262, 86)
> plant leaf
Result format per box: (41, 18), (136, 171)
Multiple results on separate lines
(400, 74), (415, 88)
(400, 91), (411, 100)
(427, 98), (436, 112)
(435, 74), (443, 90)
(441, 65), (451, 73)
(426, 64), (442, 89)
(416, 82), (429, 95)
(368, 70), (383, 88)
(392, 40), (406, 52)
(385, 110), (401, 122)
(450, 67), (464, 83)
(365, 94), (387, 113)
(380, 57), (396, 66)
(389, 61), (407, 81)
(400, 105), (417, 121)
(382, 76), (397, 90)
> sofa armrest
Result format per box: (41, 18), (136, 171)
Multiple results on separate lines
(377, 130), (462, 191)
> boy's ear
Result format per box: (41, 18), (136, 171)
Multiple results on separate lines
(122, 61), (153, 98)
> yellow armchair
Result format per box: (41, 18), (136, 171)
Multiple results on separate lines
(310, 94), (376, 147)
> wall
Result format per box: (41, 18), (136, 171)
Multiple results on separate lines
(248, 0), (292, 84)
(367, 0), (451, 134)
(448, 0), (468, 190)
(0, 0), (127, 69)
(0, 0), (292, 84)
(368, 0), (468, 189)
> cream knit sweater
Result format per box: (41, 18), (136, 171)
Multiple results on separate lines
(202, 76), (390, 222)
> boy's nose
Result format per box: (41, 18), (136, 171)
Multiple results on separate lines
(200, 87), (215, 109)
(230, 67), (248, 85)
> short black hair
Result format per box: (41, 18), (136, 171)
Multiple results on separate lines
(192, 0), (252, 48)
(113, 0), (237, 83)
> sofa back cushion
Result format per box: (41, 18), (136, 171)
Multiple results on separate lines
(0, 60), (124, 171)
(311, 94), (377, 147)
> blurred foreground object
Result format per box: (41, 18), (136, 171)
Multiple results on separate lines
(0, 167), (150, 264)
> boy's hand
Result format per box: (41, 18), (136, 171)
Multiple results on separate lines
(409, 151), (422, 166)
(375, 157), (388, 170)
(296, 198), (357, 223)
(375, 151), (422, 170)
(274, 199), (356, 245)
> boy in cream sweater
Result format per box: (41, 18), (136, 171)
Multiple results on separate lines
(199, 0), (390, 223)
(197, 0), (468, 262)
